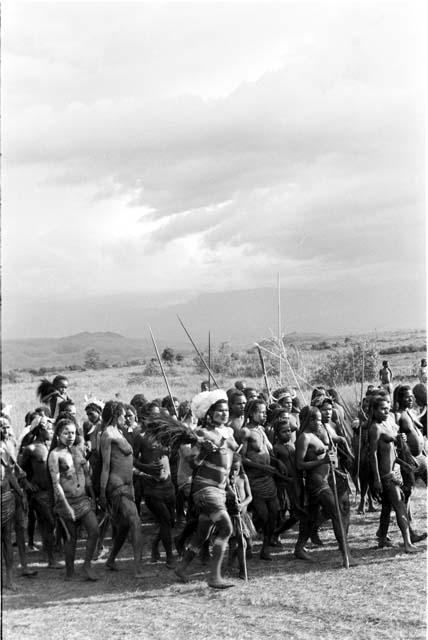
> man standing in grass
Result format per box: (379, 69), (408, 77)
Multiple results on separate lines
(369, 395), (418, 552)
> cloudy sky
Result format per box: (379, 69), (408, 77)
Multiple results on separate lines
(2, 1), (426, 338)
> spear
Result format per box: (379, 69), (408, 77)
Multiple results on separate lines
(356, 346), (366, 493)
(208, 331), (212, 391)
(177, 315), (220, 389)
(277, 273), (282, 383)
(255, 344), (272, 401)
(148, 325), (178, 418)
(324, 426), (350, 569)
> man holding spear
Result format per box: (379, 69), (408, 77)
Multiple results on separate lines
(294, 406), (357, 567)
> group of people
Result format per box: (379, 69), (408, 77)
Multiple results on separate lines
(1, 368), (427, 590)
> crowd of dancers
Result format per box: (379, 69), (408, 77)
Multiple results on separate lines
(1, 363), (427, 590)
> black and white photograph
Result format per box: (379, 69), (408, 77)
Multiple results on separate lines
(1, 1), (426, 639)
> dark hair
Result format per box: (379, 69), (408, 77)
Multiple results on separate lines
(50, 417), (77, 450)
(394, 385), (412, 409)
(55, 411), (79, 429)
(178, 400), (192, 421)
(85, 402), (103, 414)
(413, 383), (427, 406)
(204, 399), (229, 427)
(53, 375), (68, 388)
(244, 399), (266, 424)
(59, 400), (75, 413)
(123, 403), (137, 417)
(102, 400), (125, 426)
(299, 406), (320, 432)
(228, 390), (246, 404)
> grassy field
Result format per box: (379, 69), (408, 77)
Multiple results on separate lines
(1, 365), (365, 440)
(2, 486), (426, 640)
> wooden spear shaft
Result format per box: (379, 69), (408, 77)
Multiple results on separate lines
(177, 315), (220, 389)
(256, 345), (272, 401)
(148, 325), (178, 418)
(324, 427), (350, 569)
(208, 331), (211, 391)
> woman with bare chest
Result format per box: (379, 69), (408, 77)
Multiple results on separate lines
(48, 418), (98, 581)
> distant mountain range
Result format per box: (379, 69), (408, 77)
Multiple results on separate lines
(2, 287), (424, 370)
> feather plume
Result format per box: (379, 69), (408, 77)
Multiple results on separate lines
(145, 414), (198, 451)
(36, 378), (56, 402)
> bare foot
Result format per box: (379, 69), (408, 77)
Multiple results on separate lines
(166, 557), (176, 569)
(207, 580), (234, 590)
(106, 560), (119, 571)
(82, 565), (98, 581)
(404, 544), (418, 554)
(294, 548), (316, 563)
(133, 570), (145, 579)
(174, 566), (189, 583)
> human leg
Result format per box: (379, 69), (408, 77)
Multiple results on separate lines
(81, 510), (99, 580)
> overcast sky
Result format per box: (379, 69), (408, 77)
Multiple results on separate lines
(2, 1), (426, 338)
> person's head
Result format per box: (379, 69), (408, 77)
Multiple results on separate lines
(395, 385), (413, 410)
(319, 398), (333, 424)
(53, 375), (69, 394)
(59, 400), (76, 416)
(52, 418), (76, 449)
(191, 389), (229, 427)
(234, 381), (246, 392)
(370, 396), (391, 423)
(278, 393), (293, 412)
(277, 422), (293, 444)
(382, 360), (389, 368)
(102, 400), (125, 428)
(0, 416), (11, 440)
(421, 359), (427, 367)
(244, 388), (258, 402)
(161, 395), (179, 416)
(365, 385), (375, 396)
(228, 391), (246, 418)
(310, 387), (326, 403)
(200, 381), (210, 392)
(245, 399), (267, 426)
(124, 404), (137, 427)
(85, 403), (102, 424)
(412, 383), (427, 407)
(130, 394), (147, 421)
(145, 402), (161, 419)
(300, 406), (322, 432)
(326, 388), (339, 404)
(34, 415), (54, 443)
(178, 400), (193, 422)
(205, 400), (228, 426)
(230, 452), (242, 475)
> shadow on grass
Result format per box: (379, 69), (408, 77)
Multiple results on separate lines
(3, 499), (426, 614)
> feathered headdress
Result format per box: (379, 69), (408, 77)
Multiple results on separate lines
(191, 390), (228, 420)
(37, 378), (56, 403)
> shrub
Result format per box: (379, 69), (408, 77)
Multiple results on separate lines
(312, 341), (379, 386)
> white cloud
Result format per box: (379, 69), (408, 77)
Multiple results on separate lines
(2, 1), (425, 335)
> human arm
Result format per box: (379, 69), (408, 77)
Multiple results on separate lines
(368, 423), (382, 493)
(47, 451), (75, 520)
(99, 432), (112, 508)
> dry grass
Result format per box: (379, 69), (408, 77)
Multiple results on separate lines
(2, 487), (426, 640)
